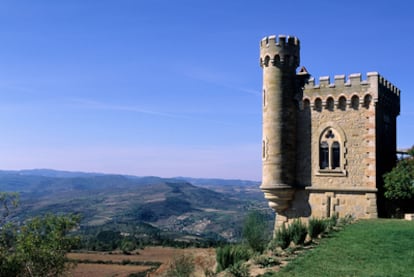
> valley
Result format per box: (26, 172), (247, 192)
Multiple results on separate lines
(1, 169), (272, 245)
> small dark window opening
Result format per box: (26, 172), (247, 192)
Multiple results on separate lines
(262, 140), (266, 159)
(264, 56), (270, 67)
(363, 94), (372, 109)
(315, 98), (322, 112)
(331, 142), (340, 169)
(320, 141), (329, 169)
(351, 95), (359, 110)
(338, 97), (347, 111)
(326, 98), (334, 111)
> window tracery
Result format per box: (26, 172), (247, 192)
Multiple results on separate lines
(318, 128), (345, 174)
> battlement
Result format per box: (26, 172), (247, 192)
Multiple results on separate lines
(260, 34), (300, 68)
(260, 34), (300, 48)
(305, 72), (400, 97)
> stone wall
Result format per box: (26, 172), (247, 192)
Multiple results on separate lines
(300, 73), (379, 219)
(307, 190), (377, 219)
(260, 36), (400, 230)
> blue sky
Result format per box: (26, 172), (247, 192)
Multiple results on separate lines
(0, 0), (412, 180)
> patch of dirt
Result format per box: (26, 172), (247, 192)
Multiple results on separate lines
(150, 247), (216, 277)
(68, 247), (216, 277)
(69, 263), (151, 277)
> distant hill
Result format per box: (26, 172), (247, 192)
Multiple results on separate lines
(0, 168), (106, 178)
(175, 176), (260, 187)
(0, 169), (271, 243)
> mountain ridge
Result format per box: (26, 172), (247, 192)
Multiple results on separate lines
(0, 168), (270, 243)
(0, 168), (260, 183)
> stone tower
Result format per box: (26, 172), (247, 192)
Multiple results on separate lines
(260, 34), (400, 229)
(259, 35), (308, 227)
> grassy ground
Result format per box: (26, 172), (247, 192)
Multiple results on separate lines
(273, 219), (414, 277)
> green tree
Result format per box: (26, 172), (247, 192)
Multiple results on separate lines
(0, 192), (80, 277)
(0, 192), (19, 225)
(242, 210), (270, 253)
(384, 147), (414, 199)
(383, 146), (414, 215)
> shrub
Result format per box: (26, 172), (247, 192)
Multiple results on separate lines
(0, 213), (80, 277)
(325, 214), (338, 232)
(228, 261), (250, 277)
(290, 219), (308, 245)
(337, 214), (355, 226)
(242, 210), (271, 253)
(383, 151), (414, 201)
(308, 217), (327, 239)
(253, 254), (280, 268)
(216, 244), (252, 272)
(273, 224), (291, 250)
(164, 254), (194, 277)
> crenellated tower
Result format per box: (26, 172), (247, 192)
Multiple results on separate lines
(259, 34), (401, 231)
(259, 35), (306, 220)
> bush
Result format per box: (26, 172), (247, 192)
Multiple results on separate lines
(383, 150), (414, 201)
(308, 218), (327, 239)
(216, 244), (252, 272)
(337, 214), (355, 226)
(242, 210), (271, 253)
(164, 254), (194, 277)
(273, 224), (291, 250)
(253, 254), (280, 268)
(1, 213), (80, 277)
(228, 261), (250, 277)
(290, 219), (308, 245)
(325, 214), (338, 232)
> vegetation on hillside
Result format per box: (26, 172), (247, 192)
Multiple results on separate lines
(216, 213), (356, 276)
(1, 170), (267, 245)
(0, 192), (80, 276)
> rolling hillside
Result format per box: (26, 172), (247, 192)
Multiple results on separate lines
(0, 169), (270, 243)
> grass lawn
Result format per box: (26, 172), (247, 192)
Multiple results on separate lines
(274, 219), (414, 277)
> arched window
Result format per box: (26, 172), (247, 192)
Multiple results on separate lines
(363, 94), (372, 109)
(319, 141), (329, 169)
(331, 142), (340, 169)
(273, 55), (280, 66)
(314, 98), (322, 112)
(351, 95), (359, 110)
(338, 96), (347, 111)
(326, 97), (334, 111)
(263, 56), (270, 67)
(319, 129), (342, 170)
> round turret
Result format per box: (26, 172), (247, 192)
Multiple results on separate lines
(260, 34), (301, 213)
(260, 35), (300, 71)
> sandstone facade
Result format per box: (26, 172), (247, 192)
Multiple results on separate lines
(259, 35), (400, 229)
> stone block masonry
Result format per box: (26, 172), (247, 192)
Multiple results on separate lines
(260, 34), (400, 229)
